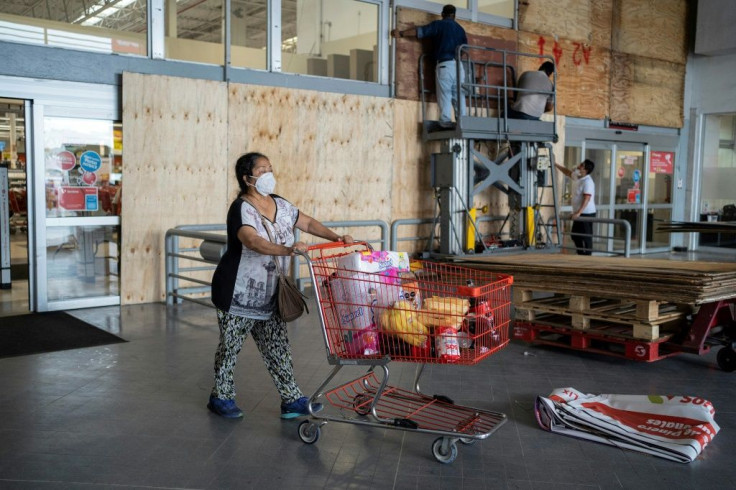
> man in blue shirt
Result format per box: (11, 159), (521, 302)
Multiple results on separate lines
(393, 5), (468, 129)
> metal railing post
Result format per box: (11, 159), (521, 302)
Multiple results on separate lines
(563, 217), (632, 257)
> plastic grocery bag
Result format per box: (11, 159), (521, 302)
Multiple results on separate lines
(535, 387), (719, 463)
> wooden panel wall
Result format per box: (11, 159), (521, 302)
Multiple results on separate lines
(397, 1), (688, 128)
(392, 99), (436, 219)
(518, 0), (611, 123)
(612, 0), (689, 64)
(122, 73), (228, 304)
(609, 0), (688, 127)
(517, 32), (610, 121)
(227, 85), (394, 222)
(123, 76), (406, 304)
(519, 0), (613, 47)
(609, 53), (686, 128)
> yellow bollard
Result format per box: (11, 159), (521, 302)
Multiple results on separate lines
(467, 207), (477, 253)
(526, 206), (536, 247)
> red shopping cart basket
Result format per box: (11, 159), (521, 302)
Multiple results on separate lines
(296, 242), (513, 464)
(307, 241), (513, 365)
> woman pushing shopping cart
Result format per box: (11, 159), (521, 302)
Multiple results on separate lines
(295, 241), (513, 464)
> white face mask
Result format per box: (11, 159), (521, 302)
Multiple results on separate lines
(572, 168), (582, 179)
(251, 172), (276, 196)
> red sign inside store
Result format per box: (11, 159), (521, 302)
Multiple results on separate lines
(650, 151), (674, 174)
(57, 151), (76, 171)
(58, 186), (99, 211)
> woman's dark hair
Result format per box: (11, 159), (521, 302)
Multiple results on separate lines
(235, 152), (267, 196)
(539, 61), (555, 76)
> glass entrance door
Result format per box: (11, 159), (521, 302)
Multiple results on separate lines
(611, 143), (647, 254)
(564, 138), (675, 255)
(1, 77), (120, 312)
(35, 115), (121, 311)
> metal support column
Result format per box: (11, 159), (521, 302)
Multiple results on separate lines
(431, 139), (469, 255)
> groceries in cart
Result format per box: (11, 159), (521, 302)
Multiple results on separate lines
(315, 249), (510, 364)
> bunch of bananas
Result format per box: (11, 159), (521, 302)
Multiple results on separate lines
(380, 300), (429, 347)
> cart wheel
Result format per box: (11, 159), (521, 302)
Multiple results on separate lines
(459, 437), (477, 445)
(353, 394), (371, 416)
(717, 346), (736, 372)
(298, 420), (320, 444)
(431, 437), (458, 464)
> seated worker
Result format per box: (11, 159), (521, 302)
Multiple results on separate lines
(507, 61), (555, 120)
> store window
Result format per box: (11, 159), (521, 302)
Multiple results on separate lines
(401, 0), (515, 24)
(166, 0), (224, 64)
(701, 114), (736, 217)
(283, 0), (379, 82)
(699, 113), (736, 248)
(478, 0), (515, 18)
(0, 0), (147, 55)
(231, 0), (268, 70)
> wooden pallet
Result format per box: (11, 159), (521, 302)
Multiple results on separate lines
(512, 321), (682, 362)
(513, 289), (691, 340)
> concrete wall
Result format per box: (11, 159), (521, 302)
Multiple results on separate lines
(695, 0), (736, 56)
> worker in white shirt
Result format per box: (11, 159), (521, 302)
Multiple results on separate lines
(556, 159), (596, 255)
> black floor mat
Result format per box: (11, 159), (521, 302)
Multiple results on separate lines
(0, 312), (126, 358)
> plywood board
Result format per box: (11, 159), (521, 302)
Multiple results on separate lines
(394, 7), (517, 102)
(458, 254), (736, 305)
(122, 72), (228, 304)
(609, 53), (685, 128)
(519, 0), (613, 48)
(227, 84), (394, 224)
(519, 32), (609, 121)
(612, 0), (688, 64)
(392, 98), (436, 220)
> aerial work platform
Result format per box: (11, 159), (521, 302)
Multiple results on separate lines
(423, 115), (556, 143)
(419, 45), (560, 257)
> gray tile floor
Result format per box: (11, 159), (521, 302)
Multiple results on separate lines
(1, 254), (735, 489)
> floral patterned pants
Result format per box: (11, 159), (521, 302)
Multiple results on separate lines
(211, 309), (303, 404)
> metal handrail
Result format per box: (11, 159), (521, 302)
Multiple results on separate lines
(557, 216), (632, 257)
(390, 215), (508, 253)
(164, 216), (632, 307)
(164, 221), (389, 306)
(164, 224), (226, 306)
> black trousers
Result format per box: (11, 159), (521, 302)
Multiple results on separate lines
(571, 213), (596, 255)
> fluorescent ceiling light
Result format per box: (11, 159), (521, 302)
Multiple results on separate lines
(74, 0), (137, 27)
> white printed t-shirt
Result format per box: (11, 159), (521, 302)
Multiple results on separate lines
(211, 195), (299, 319)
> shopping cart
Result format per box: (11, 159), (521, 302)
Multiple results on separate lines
(296, 241), (513, 463)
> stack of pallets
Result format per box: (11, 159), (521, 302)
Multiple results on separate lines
(459, 255), (736, 342)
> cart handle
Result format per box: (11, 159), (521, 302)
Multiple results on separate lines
(306, 240), (373, 254)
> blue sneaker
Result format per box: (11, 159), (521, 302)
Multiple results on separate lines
(207, 396), (244, 419)
(280, 396), (323, 419)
